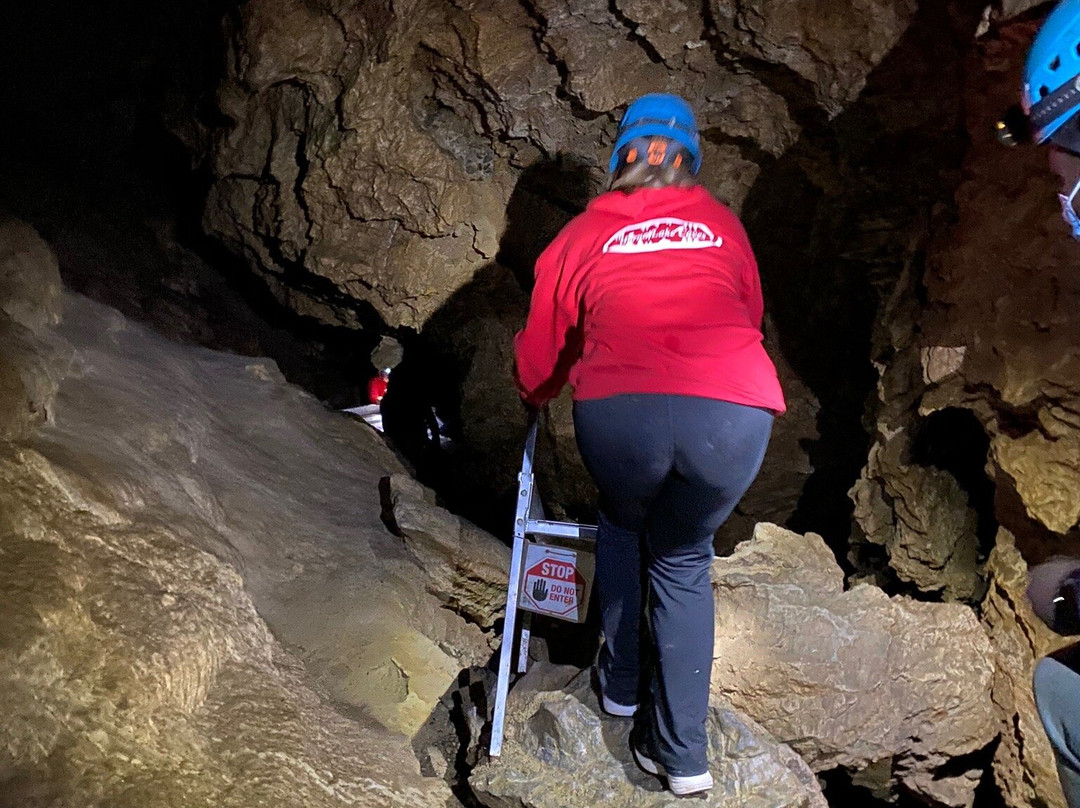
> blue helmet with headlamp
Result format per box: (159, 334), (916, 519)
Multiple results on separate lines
(1023, 0), (1080, 148)
(609, 93), (702, 174)
(1022, 0), (1080, 240)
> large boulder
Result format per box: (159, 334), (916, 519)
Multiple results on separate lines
(469, 666), (827, 808)
(0, 221), (504, 801)
(711, 523), (997, 807)
(0, 218), (68, 442)
(0, 448), (452, 808)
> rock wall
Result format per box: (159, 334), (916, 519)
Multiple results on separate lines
(197, 0), (926, 522)
(847, 11), (1080, 807)
(711, 524), (997, 807)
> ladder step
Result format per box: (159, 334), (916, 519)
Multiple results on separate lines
(525, 519), (598, 541)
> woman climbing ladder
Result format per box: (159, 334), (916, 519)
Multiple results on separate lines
(513, 93), (785, 796)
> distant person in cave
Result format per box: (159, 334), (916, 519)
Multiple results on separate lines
(513, 93), (785, 797)
(367, 368), (391, 405)
(1015, 5), (1080, 806)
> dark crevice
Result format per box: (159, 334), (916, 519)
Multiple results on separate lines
(699, 126), (773, 166)
(911, 408), (999, 553)
(606, 0), (666, 65)
(743, 0), (980, 556)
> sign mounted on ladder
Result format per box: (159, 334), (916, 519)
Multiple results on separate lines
(518, 544), (594, 623)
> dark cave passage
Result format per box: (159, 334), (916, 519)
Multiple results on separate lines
(743, 0), (980, 560)
(0, 0), (387, 411)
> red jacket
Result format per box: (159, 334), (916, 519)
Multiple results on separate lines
(514, 184), (786, 414)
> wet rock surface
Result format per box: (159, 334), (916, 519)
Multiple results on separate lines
(711, 524), (997, 807)
(470, 666), (827, 808)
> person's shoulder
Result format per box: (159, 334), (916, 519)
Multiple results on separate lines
(688, 185), (740, 219)
(561, 194), (623, 237)
(694, 187), (749, 231)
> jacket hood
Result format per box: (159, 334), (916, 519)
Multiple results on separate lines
(588, 184), (708, 217)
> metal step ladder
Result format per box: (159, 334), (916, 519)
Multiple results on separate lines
(488, 413), (597, 758)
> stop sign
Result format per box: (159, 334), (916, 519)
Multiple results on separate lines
(520, 550), (588, 620)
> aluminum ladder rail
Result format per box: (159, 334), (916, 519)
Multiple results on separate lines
(488, 413), (598, 758)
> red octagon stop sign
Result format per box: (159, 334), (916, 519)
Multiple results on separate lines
(520, 555), (586, 619)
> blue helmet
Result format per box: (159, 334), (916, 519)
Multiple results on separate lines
(609, 93), (702, 174)
(1023, 0), (1080, 144)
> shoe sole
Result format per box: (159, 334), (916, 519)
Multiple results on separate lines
(601, 693), (638, 717)
(632, 746), (712, 796)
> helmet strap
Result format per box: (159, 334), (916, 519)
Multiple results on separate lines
(1058, 173), (1080, 240)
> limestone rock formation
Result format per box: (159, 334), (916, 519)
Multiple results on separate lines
(0, 448), (452, 808)
(0, 220), (495, 802)
(469, 667), (827, 808)
(199, 0), (910, 332)
(918, 23), (1080, 541)
(711, 523), (997, 807)
(383, 472), (510, 628)
(851, 433), (982, 601)
(708, 0), (920, 116)
(0, 218), (68, 442)
(981, 531), (1071, 808)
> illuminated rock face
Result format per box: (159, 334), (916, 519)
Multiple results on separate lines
(469, 666), (828, 808)
(710, 523), (997, 808)
(198, 0), (919, 524)
(0, 221), (496, 804)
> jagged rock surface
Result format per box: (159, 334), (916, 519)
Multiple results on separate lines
(851, 433), (982, 601)
(384, 472), (510, 628)
(918, 22), (1080, 540)
(981, 531), (1071, 808)
(711, 523), (997, 807)
(708, 0), (919, 115)
(469, 667), (827, 808)
(200, 0), (817, 332)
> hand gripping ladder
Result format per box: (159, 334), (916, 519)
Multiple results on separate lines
(488, 413), (598, 758)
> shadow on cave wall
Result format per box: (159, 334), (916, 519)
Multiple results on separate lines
(740, 0), (980, 561)
(0, 0), (386, 409)
(402, 0), (984, 560)
(383, 155), (598, 538)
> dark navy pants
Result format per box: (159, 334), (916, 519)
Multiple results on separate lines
(573, 394), (773, 777)
(1035, 649), (1080, 807)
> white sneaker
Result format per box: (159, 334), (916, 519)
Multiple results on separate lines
(632, 744), (713, 796)
(601, 693), (638, 717)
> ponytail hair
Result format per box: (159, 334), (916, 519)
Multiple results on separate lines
(609, 136), (697, 192)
